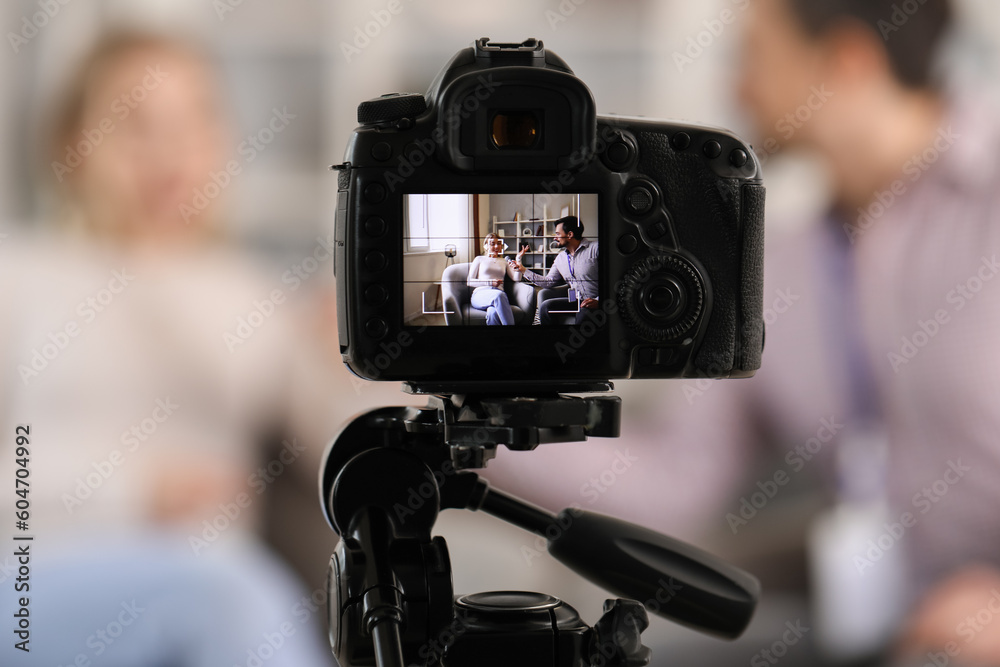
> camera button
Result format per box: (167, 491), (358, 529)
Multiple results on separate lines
(703, 141), (722, 159)
(605, 140), (636, 171)
(365, 284), (388, 306)
(655, 348), (677, 365)
(637, 347), (678, 367)
(371, 142), (392, 162)
(730, 149), (749, 167)
(648, 221), (668, 240)
(671, 132), (691, 151)
(364, 183), (386, 203)
(617, 234), (639, 254)
(364, 216), (387, 237)
(364, 318), (388, 338)
(365, 251), (387, 271)
(608, 141), (629, 164)
(623, 184), (655, 216)
(601, 131), (637, 171)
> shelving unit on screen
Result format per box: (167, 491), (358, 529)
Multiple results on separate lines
(491, 196), (579, 270)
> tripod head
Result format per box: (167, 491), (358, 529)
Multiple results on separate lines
(319, 388), (760, 666)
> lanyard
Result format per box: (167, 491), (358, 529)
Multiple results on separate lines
(819, 216), (881, 426)
(567, 245), (580, 279)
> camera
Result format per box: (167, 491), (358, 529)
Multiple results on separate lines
(333, 37), (765, 386)
(325, 40), (765, 665)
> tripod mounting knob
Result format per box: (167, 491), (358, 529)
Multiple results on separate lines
(592, 599), (652, 667)
(442, 592), (650, 667)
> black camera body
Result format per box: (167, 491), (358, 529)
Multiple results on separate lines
(333, 38), (764, 386)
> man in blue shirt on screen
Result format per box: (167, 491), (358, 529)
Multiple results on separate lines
(510, 216), (599, 325)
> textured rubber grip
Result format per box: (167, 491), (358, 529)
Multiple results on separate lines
(737, 184), (766, 372)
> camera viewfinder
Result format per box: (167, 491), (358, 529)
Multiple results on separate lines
(490, 111), (541, 149)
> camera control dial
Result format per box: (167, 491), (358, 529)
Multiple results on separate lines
(617, 255), (704, 342)
(357, 92), (427, 125)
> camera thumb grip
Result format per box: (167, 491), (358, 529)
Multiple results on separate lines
(546, 510), (760, 640)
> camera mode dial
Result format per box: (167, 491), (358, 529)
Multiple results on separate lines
(618, 255), (704, 342)
(358, 93), (427, 125)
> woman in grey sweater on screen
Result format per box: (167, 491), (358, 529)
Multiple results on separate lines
(467, 232), (525, 325)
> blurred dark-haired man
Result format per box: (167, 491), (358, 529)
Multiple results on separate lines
(487, 0), (1000, 664)
(738, 0), (1000, 663)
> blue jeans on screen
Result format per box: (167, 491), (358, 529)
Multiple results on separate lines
(471, 287), (515, 325)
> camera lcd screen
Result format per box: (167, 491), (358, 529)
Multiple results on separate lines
(403, 193), (599, 327)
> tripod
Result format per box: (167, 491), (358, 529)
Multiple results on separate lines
(319, 383), (760, 667)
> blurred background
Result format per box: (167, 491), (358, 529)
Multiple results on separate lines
(2, 0), (1000, 238)
(1, 1), (999, 666)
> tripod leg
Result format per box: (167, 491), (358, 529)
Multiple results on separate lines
(351, 507), (407, 667)
(324, 439), (454, 667)
(371, 622), (405, 667)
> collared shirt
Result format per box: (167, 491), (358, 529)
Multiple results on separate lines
(522, 239), (599, 300)
(849, 97), (1000, 591)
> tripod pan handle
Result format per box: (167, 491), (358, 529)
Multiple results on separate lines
(547, 510), (760, 639)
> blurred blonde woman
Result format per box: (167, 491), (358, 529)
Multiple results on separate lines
(0, 32), (331, 666)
